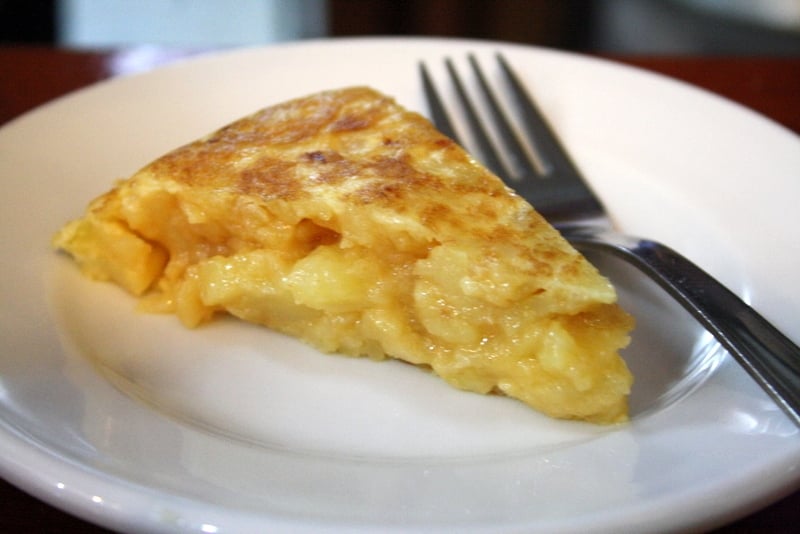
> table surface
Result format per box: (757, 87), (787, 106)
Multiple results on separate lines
(1, 46), (799, 533)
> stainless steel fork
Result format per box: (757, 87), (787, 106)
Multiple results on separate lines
(420, 54), (800, 427)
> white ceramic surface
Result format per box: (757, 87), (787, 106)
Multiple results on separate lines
(1, 37), (799, 533)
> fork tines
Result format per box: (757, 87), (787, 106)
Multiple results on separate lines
(420, 53), (606, 220)
(420, 53), (581, 182)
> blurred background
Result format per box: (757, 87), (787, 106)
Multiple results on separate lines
(2, 0), (799, 55)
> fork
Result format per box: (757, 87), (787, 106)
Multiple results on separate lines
(420, 54), (800, 427)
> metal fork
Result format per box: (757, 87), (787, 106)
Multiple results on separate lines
(420, 54), (800, 427)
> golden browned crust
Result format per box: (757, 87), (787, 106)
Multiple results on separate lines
(139, 87), (584, 281)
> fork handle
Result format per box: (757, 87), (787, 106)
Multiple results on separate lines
(564, 226), (800, 428)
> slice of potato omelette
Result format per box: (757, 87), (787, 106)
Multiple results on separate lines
(53, 86), (634, 423)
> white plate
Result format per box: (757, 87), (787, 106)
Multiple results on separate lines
(1, 37), (799, 533)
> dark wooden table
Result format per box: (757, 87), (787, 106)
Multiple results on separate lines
(1, 46), (799, 533)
